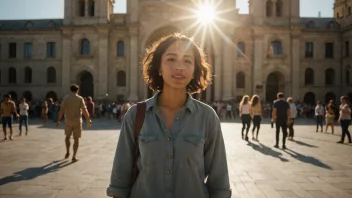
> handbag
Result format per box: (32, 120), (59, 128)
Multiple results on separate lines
(131, 102), (146, 186)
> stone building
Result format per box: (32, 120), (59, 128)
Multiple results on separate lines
(0, 0), (350, 104)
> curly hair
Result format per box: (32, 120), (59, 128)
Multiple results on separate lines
(142, 33), (212, 94)
(250, 95), (260, 107)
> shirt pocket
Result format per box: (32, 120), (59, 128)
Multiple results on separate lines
(139, 134), (158, 167)
(183, 135), (205, 166)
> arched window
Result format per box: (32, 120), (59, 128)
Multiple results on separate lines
(47, 67), (56, 83)
(48, 21), (55, 28)
(81, 39), (90, 55)
(271, 41), (282, 55)
(117, 71), (126, 86)
(346, 65), (351, 85)
(46, 91), (57, 101)
(304, 92), (316, 106)
(78, 0), (85, 17)
(236, 72), (245, 89)
(237, 42), (245, 56)
(25, 21), (32, 29)
(266, 1), (273, 17)
(9, 67), (16, 83)
(24, 67), (32, 83)
(305, 68), (314, 85)
(22, 91), (32, 101)
(117, 41), (124, 57)
(89, 0), (95, 16)
(325, 68), (335, 85)
(8, 91), (18, 101)
(276, 0), (283, 17)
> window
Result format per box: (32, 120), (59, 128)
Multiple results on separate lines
(117, 71), (126, 86)
(237, 42), (245, 56)
(305, 68), (314, 85)
(345, 41), (350, 57)
(266, 1), (273, 17)
(271, 41), (282, 55)
(305, 42), (313, 58)
(89, 0), (95, 16)
(47, 67), (56, 83)
(349, 7), (351, 16)
(117, 41), (124, 57)
(325, 68), (335, 85)
(276, 0), (282, 17)
(9, 43), (16, 58)
(24, 67), (32, 83)
(78, 0), (85, 17)
(236, 72), (245, 88)
(47, 42), (56, 58)
(325, 43), (334, 58)
(346, 70), (350, 85)
(24, 42), (32, 58)
(8, 67), (16, 83)
(81, 39), (90, 55)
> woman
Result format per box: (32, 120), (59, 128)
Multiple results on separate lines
(315, 101), (324, 132)
(41, 101), (48, 125)
(107, 33), (231, 198)
(249, 95), (262, 141)
(325, 100), (335, 133)
(287, 97), (297, 141)
(240, 95), (251, 141)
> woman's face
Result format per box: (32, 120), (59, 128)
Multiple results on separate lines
(160, 40), (195, 91)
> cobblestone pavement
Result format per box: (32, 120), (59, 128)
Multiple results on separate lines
(0, 118), (351, 198)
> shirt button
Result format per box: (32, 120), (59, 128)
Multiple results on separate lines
(167, 155), (173, 159)
(167, 137), (171, 141)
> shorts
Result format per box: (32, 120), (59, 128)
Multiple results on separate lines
(65, 122), (82, 139)
(2, 116), (12, 128)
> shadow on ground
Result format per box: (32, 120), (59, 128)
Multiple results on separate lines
(292, 140), (318, 148)
(247, 142), (289, 162)
(0, 159), (73, 186)
(283, 149), (332, 170)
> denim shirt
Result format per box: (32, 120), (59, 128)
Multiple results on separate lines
(107, 93), (231, 198)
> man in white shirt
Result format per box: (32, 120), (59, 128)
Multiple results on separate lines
(19, 97), (29, 135)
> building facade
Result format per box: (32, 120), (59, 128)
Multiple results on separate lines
(0, 0), (350, 104)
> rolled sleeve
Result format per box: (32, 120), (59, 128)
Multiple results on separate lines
(204, 114), (231, 198)
(107, 105), (137, 198)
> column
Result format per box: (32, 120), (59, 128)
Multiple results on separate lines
(214, 53), (222, 101)
(84, 0), (88, 17)
(222, 33), (233, 100)
(253, 35), (263, 96)
(61, 31), (72, 96)
(127, 26), (139, 101)
(98, 28), (109, 99)
(291, 37), (300, 99)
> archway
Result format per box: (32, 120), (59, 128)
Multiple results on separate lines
(266, 71), (285, 103)
(46, 91), (57, 101)
(78, 71), (94, 98)
(22, 91), (33, 101)
(8, 91), (18, 101)
(325, 92), (336, 104)
(304, 92), (315, 106)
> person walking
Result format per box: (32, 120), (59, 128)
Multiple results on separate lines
(19, 97), (29, 136)
(249, 95), (262, 141)
(56, 84), (92, 162)
(107, 33), (231, 198)
(337, 96), (352, 144)
(272, 92), (291, 149)
(240, 95), (251, 141)
(287, 97), (297, 141)
(0, 94), (19, 140)
(325, 100), (336, 133)
(315, 101), (324, 132)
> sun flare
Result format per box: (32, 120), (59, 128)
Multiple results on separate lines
(196, 4), (217, 25)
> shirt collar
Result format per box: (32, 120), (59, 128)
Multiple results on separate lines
(145, 92), (195, 113)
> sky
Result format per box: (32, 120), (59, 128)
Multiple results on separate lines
(0, 0), (334, 20)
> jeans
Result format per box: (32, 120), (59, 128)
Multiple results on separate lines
(276, 119), (288, 146)
(241, 114), (251, 138)
(340, 120), (352, 143)
(316, 115), (323, 128)
(288, 118), (295, 137)
(19, 115), (28, 133)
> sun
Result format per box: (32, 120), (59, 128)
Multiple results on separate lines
(196, 4), (217, 25)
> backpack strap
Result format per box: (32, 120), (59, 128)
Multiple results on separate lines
(131, 101), (146, 186)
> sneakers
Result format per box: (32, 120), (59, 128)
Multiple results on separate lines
(274, 145), (279, 148)
(72, 157), (79, 163)
(337, 141), (343, 144)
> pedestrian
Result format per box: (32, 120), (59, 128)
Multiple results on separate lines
(272, 92), (291, 149)
(86, 96), (95, 119)
(240, 95), (251, 141)
(56, 84), (92, 162)
(325, 100), (335, 133)
(337, 96), (352, 144)
(0, 94), (19, 140)
(19, 97), (29, 136)
(287, 97), (297, 141)
(107, 33), (231, 198)
(249, 95), (262, 141)
(226, 102), (232, 119)
(41, 101), (48, 125)
(315, 101), (324, 132)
